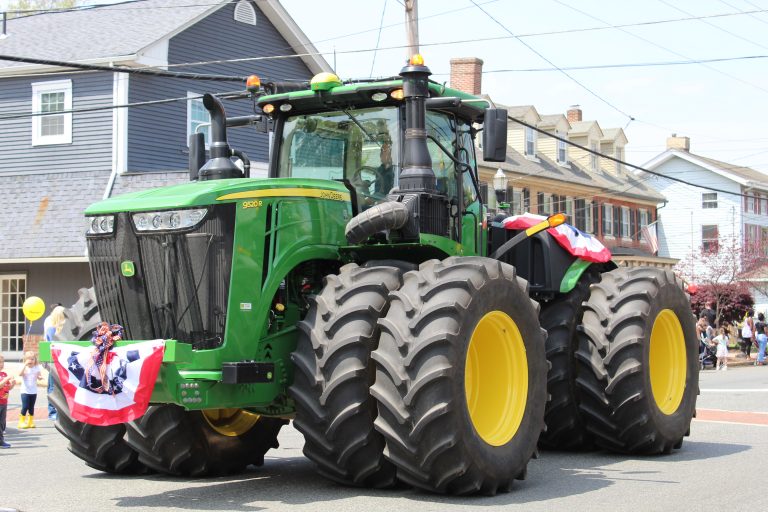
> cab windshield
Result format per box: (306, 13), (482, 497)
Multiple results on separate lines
(278, 107), (399, 206)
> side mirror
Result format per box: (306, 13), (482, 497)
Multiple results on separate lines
(189, 133), (206, 181)
(482, 108), (507, 162)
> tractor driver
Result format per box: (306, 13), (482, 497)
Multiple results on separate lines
(373, 141), (395, 196)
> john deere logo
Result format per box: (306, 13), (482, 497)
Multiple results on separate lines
(121, 261), (135, 277)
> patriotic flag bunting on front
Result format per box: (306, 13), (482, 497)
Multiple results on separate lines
(51, 340), (165, 426)
(501, 213), (612, 263)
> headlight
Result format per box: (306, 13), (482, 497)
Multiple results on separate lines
(86, 215), (115, 235)
(132, 208), (208, 232)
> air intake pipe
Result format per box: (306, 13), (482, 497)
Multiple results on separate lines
(397, 60), (436, 192)
(197, 94), (243, 181)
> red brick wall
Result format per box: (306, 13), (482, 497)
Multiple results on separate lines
(449, 57), (483, 95)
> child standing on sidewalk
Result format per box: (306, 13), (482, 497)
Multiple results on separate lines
(0, 353), (16, 448)
(17, 351), (44, 429)
(714, 327), (729, 371)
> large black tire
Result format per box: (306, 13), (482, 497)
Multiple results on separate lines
(290, 263), (403, 488)
(538, 267), (601, 450)
(576, 267), (698, 454)
(124, 405), (286, 476)
(48, 370), (147, 474)
(371, 257), (548, 495)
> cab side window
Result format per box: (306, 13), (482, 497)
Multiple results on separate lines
(457, 120), (479, 207)
(425, 112), (458, 201)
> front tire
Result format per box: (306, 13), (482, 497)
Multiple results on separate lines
(576, 267), (698, 454)
(290, 263), (403, 488)
(124, 405), (285, 476)
(48, 370), (147, 474)
(371, 257), (547, 495)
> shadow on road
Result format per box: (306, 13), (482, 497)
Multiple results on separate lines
(95, 437), (749, 509)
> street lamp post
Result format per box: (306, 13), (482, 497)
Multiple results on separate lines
(493, 168), (509, 213)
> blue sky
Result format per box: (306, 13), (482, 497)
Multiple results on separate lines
(3, 0), (768, 172)
(280, 0), (768, 172)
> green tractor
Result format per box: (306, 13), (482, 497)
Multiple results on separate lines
(40, 57), (699, 495)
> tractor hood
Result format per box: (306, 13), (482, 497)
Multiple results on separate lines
(85, 178), (351, 215)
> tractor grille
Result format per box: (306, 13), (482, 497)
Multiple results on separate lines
(88, 204), (235, 349)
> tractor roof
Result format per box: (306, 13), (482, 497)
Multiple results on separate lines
(257, 78), (490, 122)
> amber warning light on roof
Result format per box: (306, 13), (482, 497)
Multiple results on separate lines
(246, 75), (261, 92)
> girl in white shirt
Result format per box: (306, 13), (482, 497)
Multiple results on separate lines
(17, 351), (44, 429)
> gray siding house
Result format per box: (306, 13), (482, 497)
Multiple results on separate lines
(0, 0), (330, 356)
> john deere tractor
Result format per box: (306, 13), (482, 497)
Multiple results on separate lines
(40, 56), (698, 495)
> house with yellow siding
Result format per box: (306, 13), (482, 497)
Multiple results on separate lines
(448, 59), (673, 268)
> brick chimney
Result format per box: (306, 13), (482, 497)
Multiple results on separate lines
(567, 105), (582, 123)
(666, 133), (690, 151)
(450, 57), (483, 95)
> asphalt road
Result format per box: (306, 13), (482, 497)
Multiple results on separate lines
(1, 366), (767, 512)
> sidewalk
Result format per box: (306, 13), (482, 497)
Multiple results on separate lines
(720, 347), (765, 368)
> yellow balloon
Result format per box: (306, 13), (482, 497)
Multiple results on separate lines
(22, 296), (46, 322)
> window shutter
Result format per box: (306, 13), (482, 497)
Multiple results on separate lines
(613, 206), (621, 237)
(593, 202), (599, 234)
(633, 209), (639, 240)
(537, 192), (544, 215)
(575, 199), (585, 231)
(506, 184), (514, 205)
(523, 188), (530, 212)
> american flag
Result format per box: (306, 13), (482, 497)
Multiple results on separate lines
(641, 222), (660, 254)
(51, 340), (165, 426)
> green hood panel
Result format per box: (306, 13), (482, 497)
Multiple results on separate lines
(85, 178), (351, 214)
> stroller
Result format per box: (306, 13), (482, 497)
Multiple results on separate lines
(700, 338), (718, 370)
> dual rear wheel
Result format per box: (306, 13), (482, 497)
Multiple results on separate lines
(293, 257), (547, 495)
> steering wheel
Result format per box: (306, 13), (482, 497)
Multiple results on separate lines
(352, 166), (387, 199)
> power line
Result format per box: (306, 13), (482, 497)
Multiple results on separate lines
(468, 0), (635, 121)
(0, 54), (246, 81)
(718, 0), (768, 26)
(369, 0), (388, 77)
(510, 114), (764, 200)
(3, 0), (236, 17)
(552, 0), (768, 97)
(658, 0), (768, 52)
(430, 54), (768, 74)
(0, 90), (245, 121)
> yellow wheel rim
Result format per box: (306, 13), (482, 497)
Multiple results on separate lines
(649, 309), (687, 415)
(202, 408), (260, 437)
(465, 311), (528, 446)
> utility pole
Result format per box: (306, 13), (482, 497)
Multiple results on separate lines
(404, 0), (419, 58)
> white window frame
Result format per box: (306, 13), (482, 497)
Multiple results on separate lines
(585, 200), (594, 234)
(511, 189), (523, 215)
(603, 203), (614, 236)
(747, 194), (756, 214)
(187, 92), (211, 148)
(703, 224), (719, 253)
(541, 193), (553, 216)
(702, 192), (718, 209)
(556, 132), (567, 164)
(614, 147), (624, 173)
(525, 126), (536, 157)
(565, 196), (574, 223)
(32, 79), (72, 146)
(0, 273), (27, 355)
(590, 142), (599, 171)
(621, 206), (631, 239)
(639, 208), (650, 228)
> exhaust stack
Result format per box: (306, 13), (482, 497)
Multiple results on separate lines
(197, 94), (243, 181)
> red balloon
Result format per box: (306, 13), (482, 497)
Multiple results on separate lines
(687, 283), (698, 294)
